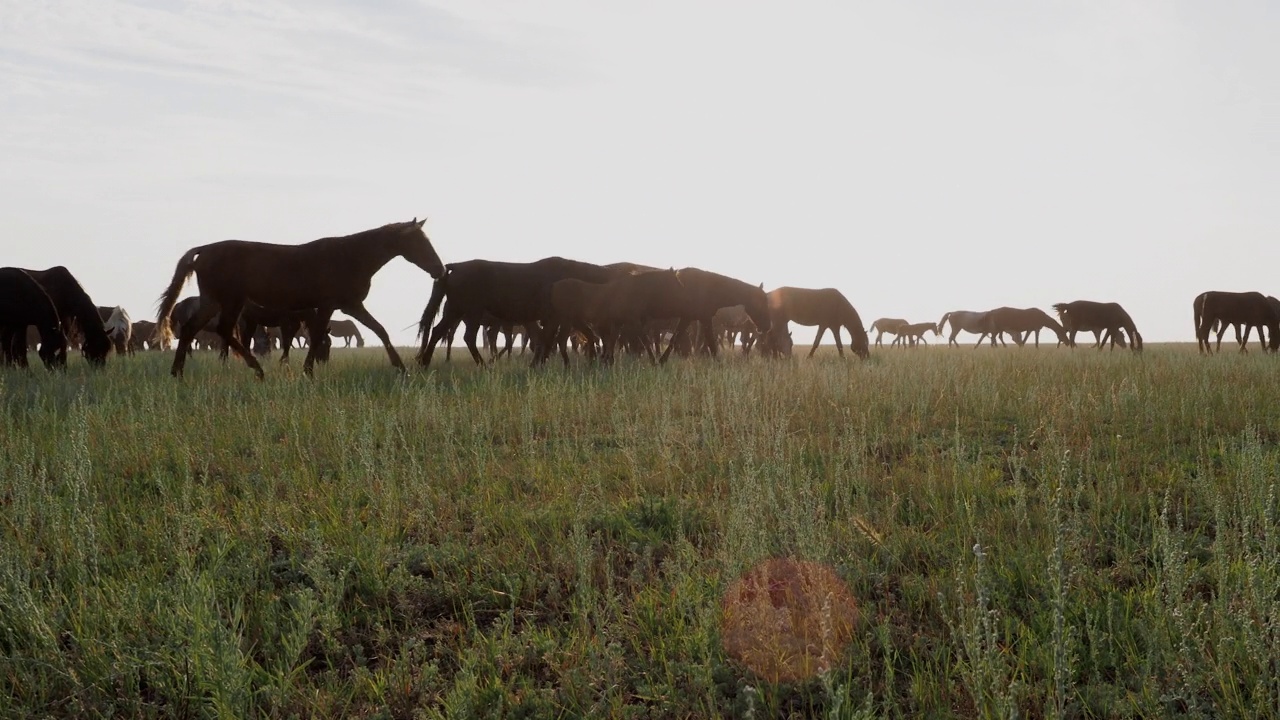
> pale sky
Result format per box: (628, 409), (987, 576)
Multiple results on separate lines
(2, 1), (1276, 346)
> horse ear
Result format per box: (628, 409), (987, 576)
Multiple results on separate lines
(417, 217), (427, 227)
(758, 282), (764, 290)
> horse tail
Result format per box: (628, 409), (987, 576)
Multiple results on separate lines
(1051, 303), (1069, 321)
(417, 269), (449, 340)
(1193, 292), (1205, 341)
(155, 246), (203, 343)
(937, 312), (951, 335)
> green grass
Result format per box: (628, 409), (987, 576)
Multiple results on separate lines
(2, 343), (1280, 718)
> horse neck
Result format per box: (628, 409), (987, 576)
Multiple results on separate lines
(340, 231), (406, 277)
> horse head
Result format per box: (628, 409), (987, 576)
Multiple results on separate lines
(399, 217), (446, 279)
(744, 282), (772, 335)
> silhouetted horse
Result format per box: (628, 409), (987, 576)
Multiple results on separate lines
(544, 268), (686, 365)
(898, 321), (938, 347)
(760, 287), (869, 359)
(0, 268), (68, 370)
(653, 268), (772, 363)
(98, 306), (132, 355)
(327, 319), (364, 347)
(937, 310), (999, 348)
(417, 257), (625, 367)
(1194, 291), (1280, 354)
(714, 305), (758, 354)
(978, 307), (1068, 348)
(21, 266), (111, 366)
(1191, 292), (1266, 352)
(129, 320), (164, 351)
(869, 318), (910, 347)
(157, 218), (442, 378)
(1053, 300), (1142, 351)
(172, 296), (315, 364)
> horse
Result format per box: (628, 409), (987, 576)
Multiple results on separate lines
(1052, 300), (1142, 351)
(759, 287), (869, 359)
(897, 321), (938, 347)
(1191, 292), (1270, 352)
(977, 307), (1068, 348)
(173, 296), (314, 363)
(129, 320), (164, 351)
(0, 268), (68, 370)
(157, 218), (442, 378)
(652, 268), (772, 363)
(714, 305), (759, 354)
(937, 310), (1001, 348)
(544, 268), (687, 365)
(98, 306), (132, 355)
(869, 318), (910, 347)
(327, 318), (365, 347)
(20, 266), (111, 366)
(482, 320), (530, 360)
(1194, 291), (1280, 354)
(416, 257), (625, 368)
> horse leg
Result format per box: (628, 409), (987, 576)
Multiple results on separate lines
(658, 319), (692, 364)
(832, 328), (845, 356)
(170, 301), (221, 378)
(809, 327), (827, 358)
(300, 310), (335, 377)
(213, 301), (264, 380)
(335, 304), (403, 371)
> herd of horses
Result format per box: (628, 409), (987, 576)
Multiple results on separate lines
(3, 218), (1279, 376)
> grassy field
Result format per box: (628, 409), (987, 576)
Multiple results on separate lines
(2, 343), (1280, 718)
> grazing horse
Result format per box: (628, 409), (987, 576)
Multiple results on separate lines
(21, 266), (111, 366)
(760, 287), (869, 359)
(157, 218), (443, 378)
(654, 268), (772, 363)
(1194, 291), (1280, 354)
(98, 306), (132, 355)
(1193, 291), (1273, 353)
(869, 318), (910, 347)
(978, 307), (1068, 348)
(544, 269), (686, 365)
(327, 318), (364, 347)
(129, 320), (164, 351)
(937, 310), (1000, 348)
(1053, 300), (1142, 351)
(714, 305), (758, 354)
(0, 268), (68, 370)
(898, 321), (938, 347)
(417, 257), (625, 367)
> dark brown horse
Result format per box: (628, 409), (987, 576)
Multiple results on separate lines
(1194, 291), (1280, 354)
(171, 296), (314, 363)
(1053, 300), (1142, 351)
(129, 320), (164, 351)
(543, 269), (686, 365)
(653, 268), (772, 363)
(416, 257), (625, 367)
(21, 266), (111, 366)
(978, 307), (1068, 348)
(157, 218), (443, 378)
(0, 268), (68, 370)
(327, 319), (365, 347)
(759, 287), (869, 359)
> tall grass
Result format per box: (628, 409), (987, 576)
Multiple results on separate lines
(1, 344), (1279, 718)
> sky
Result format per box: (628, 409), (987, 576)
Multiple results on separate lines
(2, 1), (1277, 346)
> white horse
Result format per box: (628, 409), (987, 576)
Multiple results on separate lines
(937, 310), (1006, 348)
(103, 306), (132, 355)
